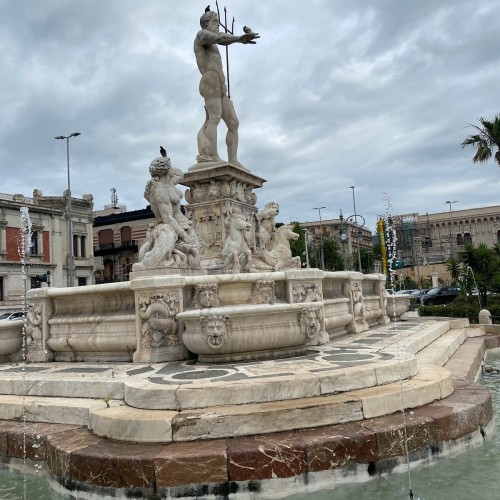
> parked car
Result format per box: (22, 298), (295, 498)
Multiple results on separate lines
(421, 287), (460, 306)
(395, 289), (417, 296)
(0, 311), (25, 322)
(408, 289), (430, 309)
(385, 288), (395, 295)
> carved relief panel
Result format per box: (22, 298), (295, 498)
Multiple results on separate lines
(138, 291), (180, 348)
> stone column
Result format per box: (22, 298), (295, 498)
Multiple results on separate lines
(0, 221), (7, 255)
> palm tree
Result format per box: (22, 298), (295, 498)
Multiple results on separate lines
(461, 115), (500, 166)
(445, 257), (462, 285)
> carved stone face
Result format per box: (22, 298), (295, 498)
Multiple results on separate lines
(260, 285), (274, 302)
(303, 310), (318, 327)
(300, 308), (321, 339)
(204, 318), (226, 348)
(199, 289), (217, 308)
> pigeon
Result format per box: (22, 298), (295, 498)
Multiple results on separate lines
(205, 5), (210, 12)
(160, 146), (167, 157)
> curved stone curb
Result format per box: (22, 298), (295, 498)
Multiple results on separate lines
(0, 379), (492, 497)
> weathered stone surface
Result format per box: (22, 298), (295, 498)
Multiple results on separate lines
(6, 422), (79, 462)
(413, 396), (485, 442)
(484, 334), (500, 349)
(90, 406), (176, 442)
(301, 422), (376, 472)
(227, 432), (306, 480)
(69, 440), (162, 488)
(442, 383), (493, 426)
(46, 427), (102, 478)
(155, 439), (227, 487)
(172, 394), (363, 441)
(360, 412), (436, 460)
(445, 337), (485, 380)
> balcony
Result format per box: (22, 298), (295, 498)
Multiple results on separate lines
(93, 240), (139, 256)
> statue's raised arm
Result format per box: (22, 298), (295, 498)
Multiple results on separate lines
(193, 8), (259, 171)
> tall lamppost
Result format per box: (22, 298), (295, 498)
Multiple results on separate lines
(303, 229), (310, 268)
(445, 200), (458, 259)
(350, 186), (363, 273)
(55, 132), (81, 287)
(313, 206), (326, 270)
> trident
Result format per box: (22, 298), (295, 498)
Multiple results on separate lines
(216, 1), (235, 98)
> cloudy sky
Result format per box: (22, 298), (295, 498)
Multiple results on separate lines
(1, 0), (499, 231)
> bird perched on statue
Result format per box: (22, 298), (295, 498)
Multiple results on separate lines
(243, 26), (254, 34)
(160, 146), (167, 157)
(205, 5), (210, 13)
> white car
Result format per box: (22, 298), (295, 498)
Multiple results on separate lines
(0, 311), (25, 322)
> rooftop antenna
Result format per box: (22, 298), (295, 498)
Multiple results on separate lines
(111, 188), (118, 209)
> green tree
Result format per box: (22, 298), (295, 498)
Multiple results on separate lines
(323, 238), (344, 271)
(461, 114), (500, 167)
(290, 223), (306, 266)
(445, 257), (462, 285)
(360, 248), (374, 273)
(459, 243), (500, 307)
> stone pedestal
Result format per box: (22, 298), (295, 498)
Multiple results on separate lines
(182, 163), (266, 272)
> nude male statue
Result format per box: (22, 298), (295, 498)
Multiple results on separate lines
(194, 8), (259, 170)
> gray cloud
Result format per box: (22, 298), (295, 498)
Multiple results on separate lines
(1, 0), (499, 231)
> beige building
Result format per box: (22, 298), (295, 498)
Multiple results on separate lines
(299, 217), (373, 270)
(390, 204), (500, 285)
(0, 190), (96, 312)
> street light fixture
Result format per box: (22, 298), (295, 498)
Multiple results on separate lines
(313, 206), (326, 270)
(55, 132), (81, 287)
(445, 200), (458, 259)
(350, 186), (363, 273)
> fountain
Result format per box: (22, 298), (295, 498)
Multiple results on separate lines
(0, 7), (495, 499)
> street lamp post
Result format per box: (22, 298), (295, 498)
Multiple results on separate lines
(350, 186), (363, 273)
(55, 132), (81, 287)
(338, 209), (348, 270)
(445, 200), (458, 259)
(303, 229), (310, 268)
(313, 206), (326, 270)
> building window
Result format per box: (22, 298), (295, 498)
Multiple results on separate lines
(497, 230), (500, 244)
(80, 235), (86, 257)
(121, 226), (132, 244)
(456, 233), (464, 246)
(0, 276), (3, 301)
(98, 229), (114, 250)
(73, 235), (79, 257)
(30, 231), (38, 255)
(463, 232), (472, 245)
(78, 277), (87, 286)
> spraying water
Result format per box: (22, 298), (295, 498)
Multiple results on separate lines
(19, 206), (32, 500)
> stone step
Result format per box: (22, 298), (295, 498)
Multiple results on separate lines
(89, 366), (453, 442)
(445, 336), (486, 380)
(0, 364), (452, 444)
(0, 395), (109, 426)
(416, 328), (468, 367)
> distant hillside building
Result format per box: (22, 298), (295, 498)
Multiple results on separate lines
(389, 204), (500, 284)
(0, 190), (95, 312)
